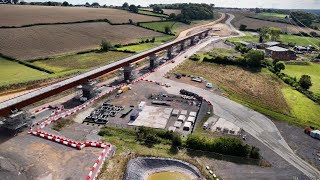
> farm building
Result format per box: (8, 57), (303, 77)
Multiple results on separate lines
(264, 41), (281, 48)
(238, 41), (254, 48)
(265, 46), (297, 61)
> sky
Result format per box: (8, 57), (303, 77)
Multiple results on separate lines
(26, 0), (320, 9)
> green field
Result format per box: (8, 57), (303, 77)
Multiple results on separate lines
(117, 35), (175, 52)
(256, 13), (288, 19)
(229, 32), (320, 48)
(32, 51), (131, 73)
(0, 58), (47, 85)
(140, 21), (184, 34)
(283, 63), (320, 96)
(138, 10), (168, 18)
(282, 87), (320, 128)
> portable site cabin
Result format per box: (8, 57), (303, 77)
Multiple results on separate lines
(189, 111), (197, 117)
(174, 121), (182, 128)
(138, 101), (146, 111)
(183, 122), (192, 131)
(310, 130), (320, 140)
(187, 116), (196, 124)
(180, 110), (188, 116)
(172, 109), (179, 116)
(178, 115), (186, 122)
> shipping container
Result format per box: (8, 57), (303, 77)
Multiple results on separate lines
(310, 130), (320, 139)
(130, 110), (139, 121)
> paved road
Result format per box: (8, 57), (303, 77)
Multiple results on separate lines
(146, 15), (320, 179)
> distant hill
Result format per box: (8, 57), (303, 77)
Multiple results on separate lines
(299, 9), (320, 15)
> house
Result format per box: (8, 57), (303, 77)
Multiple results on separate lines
(238, 41), (254, 49)
(263, 41), (281, 48)
(265, 46), (297, 61)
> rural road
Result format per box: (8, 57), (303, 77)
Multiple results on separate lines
(146, 14), (320, 179)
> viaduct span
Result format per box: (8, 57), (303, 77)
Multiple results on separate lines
(0, 29), (211, 116)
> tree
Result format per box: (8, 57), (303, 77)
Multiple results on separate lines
(85, 2), (90, 6)
(164, 25), (171, 34)
(258, 27), (270, 43)
(245, 50), (265, 68)
(129, 5), (138, 13)
(62, 1), (69, 6)
(268, 27), (281, 41)
(12, 0), (18, 4)
(310, 31), (318, 37)
(291, 11), (316, 27)
(274, 61), (285, 72)
(91, 2), (99, 7)
(172, 134), (182, 146)
(169, 13), (176, 20)
(128, 19), (133, 24)
(299, 75), (312, 89)
(122, 2), (129, 9)
(100, 40), (113, 52)
(239, 24), (247, 31)
(153, 6), (163, 14)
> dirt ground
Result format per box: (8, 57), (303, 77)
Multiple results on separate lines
(0, 130), (102, 180)
(0, 5), (161, 26)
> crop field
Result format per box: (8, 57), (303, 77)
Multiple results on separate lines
(0, 22), (163, 60)
(138, 10), (168, 18)
(170, 60), (290, 114)
(231, 13), (319, 34)
(228, 32), (320, 47)
(0, 57), (49, 86)
(32, 51), (131, 73)
(255, 13), (288, 19)
(141, 8), (181, 15)
(283, 63), (320, 96)
(0, 5), (161, 26)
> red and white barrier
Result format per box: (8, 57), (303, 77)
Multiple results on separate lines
(84, 142), (109, 148)
(30, 131), (85, 150)
(85, 145), (112, 180)
(31, 105), (51, 116)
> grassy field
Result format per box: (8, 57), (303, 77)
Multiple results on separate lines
(141, 8), (181, 15)
(255, 13), (288, 19)
(170, 54), (320, 127)
(117, 35), (175, 52)
(32, 51), (131, 73)
(0, 58), (47, 85)
(283, 63), (320, 96)
(140, 21), (184, 34)
(282, 87), (320, 128)
(138, 10), (168, 18)
(170, 60), (290, 114)
(0, 5), (161, 26)
(0, 23), (163, 60)
(229, 32), (320, 47)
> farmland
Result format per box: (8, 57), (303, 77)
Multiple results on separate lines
(31, 51), (131, 73)
(0, 5), (161, 26)
(283, 63), (320, 96)
(0, 22), (163, 60)
(141, 8), (181, 15)
(140, 21), (184, 34)
(0, 57), (51, 86)
(138, 10), (168, 18)
(117, 36), (174, 52)
(231, 11), (319, 34)
(228, 32), (320, 47)
(255, 12), (288, 18)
